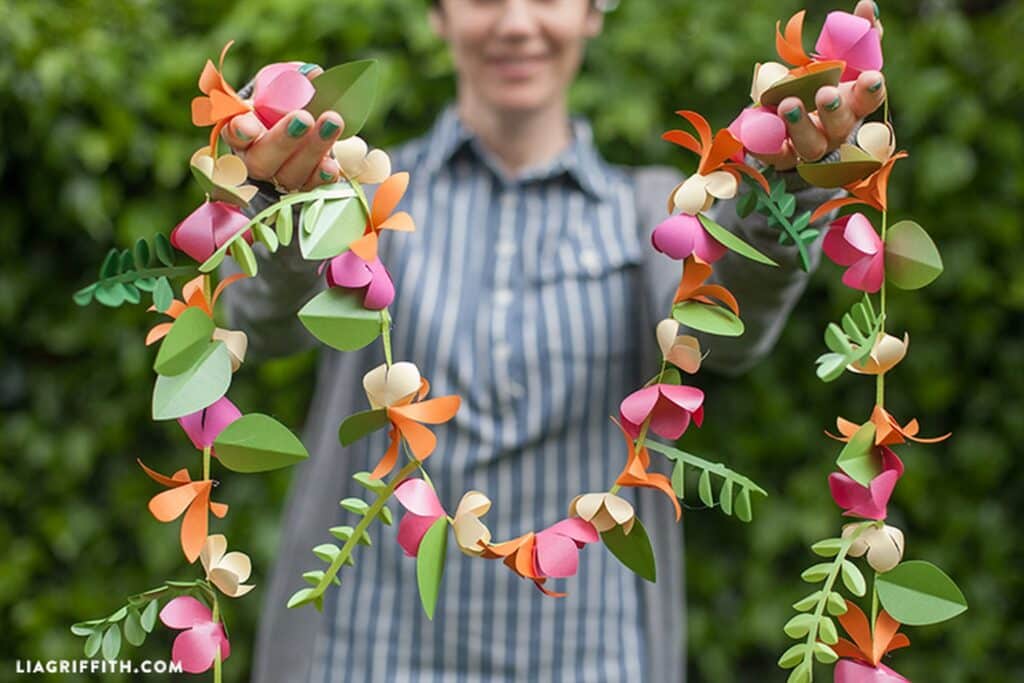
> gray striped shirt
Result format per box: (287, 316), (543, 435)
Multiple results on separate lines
(224, 104), (835, 682)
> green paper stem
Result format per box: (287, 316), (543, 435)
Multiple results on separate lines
(871, 573), (880, 638)
(381, 308), (393, 369)
(203, 445), (211, 482)
(748, 177), (811, 271)
(84, 264), (196, 289)
(300, 457), (422, 605)
(877, 209), (888, 409)
(609, 362), (667, 496)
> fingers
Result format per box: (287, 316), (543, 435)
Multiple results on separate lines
(274, 111), (345, 190)
(239, 110), (315, 183)
(848, 70), (886, 119)
(816, 85), (857, 148)
(223, 112), (266, 152)
(299, 62), (324, 81)
(854, 0), (884, 38)
(302, 156), (342, 191)
(779, 97), (829, 162)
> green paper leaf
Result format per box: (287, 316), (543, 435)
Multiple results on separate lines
(792, 590), (822, 612)
(734, 486), (753, 522)
(95, 281), (126, 307)
(340, 497), (370, 515)
(306, 60), (380, 138)
(253, 222), (279, 252)
(108, 606), (128, 622)
(303, 570), (325, 585)
(778, 643), (807, 668)
(783, 613), (816, 638)
(73, 285), (96, 306)
(826, 592), (848, 616)
(719, 479), (734, 515)
(811, 538), (844, 557)
(213, 413), (309, 472)
(697, 469), (714, 506)
(101, 624), (121, 659)
(313, 543), (341, 563)
(123, 608), (145, 647)
(140, 601), (158, 633)
(818, 615), (839, 644)
(416, 517), (449, 619)
(303, 197), (324, 236)
(378, 506), (393, 526)
(876, 560), (968, 626)
(736, 189), (757, 218)
(338, 408), (389, 446)
(153, 277), (174, 312)
(601, 518), (656, 583)
(352, 470), (387, 493)
(670, 461), (685, 499)
(841, 560), (867, 597)
(698, 214), (778, 266)
(84, 629), (103, 657)
(836, 422), (879, 486)
(813, 642), (839, 663)
(787, 663), (812, 683)
(100, 248), (119, 278)
(885, 220), (944, 290)
(298, 288), (383, 351)
(154, 233), (175, 266)
(153, 307), (214, 376)
(133, 238), (151, 269)
(151, 341), (232, 420)
(801, 563), (831, 583)
(231, 238), (258, 277)
(121, 283), (141, 304)
(299, 195), (366, 260)
(71, 622), (100, 637)
(673, 300), (744, 337)
(276, 206), (294, 247)
(287, 587), (316, 609)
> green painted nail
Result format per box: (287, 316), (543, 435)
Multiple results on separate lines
(824, 96), (841, 112)
(868, 79), (884, 93)
(784, 107), (802, 123)
(320, 170), (334, 181)
(298, 62), (320, 75)
(319, 120), (340, 140)
(872, 1), (880, 19)
(235, 128), (251, 141)
(287, 118), (310, 137)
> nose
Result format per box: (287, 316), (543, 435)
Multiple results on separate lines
(494, 0), (538, 39)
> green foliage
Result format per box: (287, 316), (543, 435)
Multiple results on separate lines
(3, 0), (1021, 681)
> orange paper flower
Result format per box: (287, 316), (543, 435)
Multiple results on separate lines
(833, 600), (911, 667)
(827, 404), (951, 447)
(662, 111), (770, 194)
(138, 459), (229, 563)
(348, 173), (416, 262)
(672, 256), (740, 317)
(145, 273), (247, 346)
(191, 41), (252, 153)
(370, 376), (461, 480)
(613, 419), (681, 520)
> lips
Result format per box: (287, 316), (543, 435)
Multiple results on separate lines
(486, 55), (549, 79)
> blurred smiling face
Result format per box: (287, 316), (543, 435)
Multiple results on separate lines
(431, 0), (604, 113)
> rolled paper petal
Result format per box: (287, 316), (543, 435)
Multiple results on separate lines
(823, 213), (885, 292)
(857, 122), (896, 162)
(171, 621), (230, 674)
(360, 149), (393, 184)
(170, 201), (253, 263)
(750, 61), (790, 102)
(333, 136), (370, 175)
(544, 517), (599, 545)
(363, 362), (421, 410)
(326, 252), (396, 310)
(619, 385), (662, 437)
(834, 659), (909, 683)
(671, 175), (710, 216)
(177, 396), (242, 451)
(362, 258), (396, 310)
(397, 512), (441, 557)
(159, 596), (211, 630)
(656, 318), (681, 358)
(728, 107), (787, 156)
(651, 214), (727, 263)
(252, 63), (315, 128)
(394, 478), (445, 556)
(842, 251), (885, 293)
(815, 12), (884, 81)
(534, 531), (581, 578)
(829, 462), (901, 520)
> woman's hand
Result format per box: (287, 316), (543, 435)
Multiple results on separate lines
(222, 64), (345, 192)
(752, 0), (886, 171)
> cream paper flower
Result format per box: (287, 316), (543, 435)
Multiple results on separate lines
(655, 319), (704, 374)
(211, 328), (248, 372)
(569, 492), (636, 534)
(843, 523), (905, 573)
(857, 122), (897, 162)
(199, 534), (254, 597)
(452, 491), (492, 557)
(750, 61), (790, 103)
(669, 171), (739, 216)
(189, 146), (258, 207)
(362, 362), (422, 409)
(849, 332), (909, 375)
(332, 136), (392, 185)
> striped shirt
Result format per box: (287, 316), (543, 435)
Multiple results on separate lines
(224, 104), (832, 683)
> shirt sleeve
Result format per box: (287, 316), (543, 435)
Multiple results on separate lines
(633, 164), (842, 376)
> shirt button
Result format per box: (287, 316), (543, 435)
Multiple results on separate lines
(494, 289), (513, 307)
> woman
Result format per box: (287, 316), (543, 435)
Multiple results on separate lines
(221, 1), (886, 680)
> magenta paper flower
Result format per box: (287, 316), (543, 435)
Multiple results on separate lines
(394, 478), (445, 557)
(619, 383), (705, 440)
(251, 62), (316, 128)
(823, 213), (884, 293)
(533, 517), (599, 579)
(170, 201), (253, 263)
(815, 11), (883, 82)
(651, 214), (727, 264)
(728, 106), (787, 156)
(834, 659), (909, 683)
(324, 250), (396, 310)
(829, 446), (904, 520)
(178, 396), (242, 453)
(159, 596), (230, 674)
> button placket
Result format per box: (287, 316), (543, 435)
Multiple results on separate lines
(493, 189), (523, 403)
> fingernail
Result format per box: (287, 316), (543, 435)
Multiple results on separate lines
(298, 62), (320, 75)
(824, 96), (841, 112)
(287, 118), (310, 137)
(784, 107), (802, 123)
(868, 79), (884, 93)
(234, 127), (251, 141)
(320, 169), (335, 182)
(872, 1), (880, 19)
(319, 120), (340, 140)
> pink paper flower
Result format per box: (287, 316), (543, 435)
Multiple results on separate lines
(394, 478), (445, 557)
(829, 446), (904, 520)
(323, 250), (396, 310)
(251, 62), (316, 128)
(533, 517), (599, 579)
(159, 596), (230, 674)
(814, 11), (884, 82)
(834, 659), (909, 683)
(619, 383), (705, 440)
(177, 396), (242, 453)
(823, 213), (884, 293)
(651, 214), (727, 264)
(170, 201), (253, 263)
(728, 106), (787, 156)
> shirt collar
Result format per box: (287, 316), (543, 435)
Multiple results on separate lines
(419, 104), (610, 199)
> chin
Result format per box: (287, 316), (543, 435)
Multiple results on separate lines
(483, 83), (557, 114)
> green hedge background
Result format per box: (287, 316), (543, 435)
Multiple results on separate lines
(2, 0), (1021, 680)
